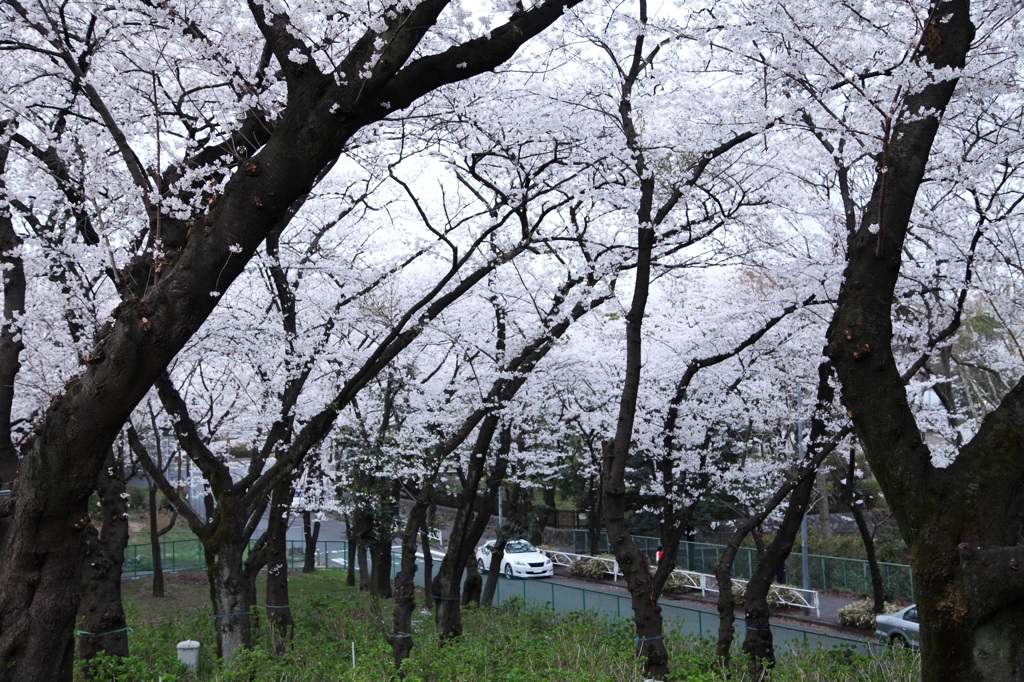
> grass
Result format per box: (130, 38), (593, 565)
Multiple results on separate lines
(98, 571), (920, 681)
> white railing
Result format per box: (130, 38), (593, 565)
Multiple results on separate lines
(705, 576), (820, 617)
(542, 550), (621, 582)
(428, 527), (443, 547)
(541, 549), (819, 616)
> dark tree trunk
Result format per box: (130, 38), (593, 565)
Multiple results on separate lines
(302, 511), (320, 573)
(205, 536), (253, 662)
(76, 451), (130, 677)
(433, 417), (507, 639)
(843, 450), (886, 612)
(357, 541), (370, 592)
(480, 542), (505, 607)
(714, 541), (743, 669)
(850, 501), (886, 612)
(369, 537), (393, 598)
(148, 485), (165, 599)
(419, 514), (434, 611)
(817, 5), (1024, 680)
(265, 478), (294, 653)
(600, 218), (670, 678)
(390, 496), (429, 669)
(147, 485), (179, 598)
(461, 554), (482, 607)
(741, 471), (817, 675)
(344, 513), (356, 587)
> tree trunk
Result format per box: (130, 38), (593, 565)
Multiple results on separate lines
(419, 514), (434, 611)
(714, 541), (742, 669)
(265, 479), (294, 653)
(369, 537), (393, 598)
(850, 500), (886, 612)
(480, 543), (505, 607)
(77, 451), (130, 678)
(741, 474), (817, 675)
(148, 486), (166, 598)
(345, 514), (357, 587)
(206, 539), (252, 662)
(302, 511), (320, 573)
(815, 470), (831, 540)
(600, 214), (669, 677)
(817, 4), (1024, 679)
(433, 418), (507, 639)
(843, 450), (886, 612)
(390, 496), (429, 669)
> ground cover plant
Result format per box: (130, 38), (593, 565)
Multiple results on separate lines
(97, 571), (921, 681)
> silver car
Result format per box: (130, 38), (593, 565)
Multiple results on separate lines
(875, 604), (920, 649)
(476, 539), (554, 579)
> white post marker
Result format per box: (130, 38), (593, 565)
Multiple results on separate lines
(176, 640), (201, 672)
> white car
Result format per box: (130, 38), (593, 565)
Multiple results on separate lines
(476, 539), (554, 579)
(875, 604), (920, 649)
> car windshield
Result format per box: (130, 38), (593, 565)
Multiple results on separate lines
(505, 541), (537, 554)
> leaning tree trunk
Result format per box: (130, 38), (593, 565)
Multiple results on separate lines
(77, 451), (131, 677)
(741, 469), (817, 675)
(843, 448), (887, 612)
(433, 418), (507, 639)
(480, 540), (506, 607)
(850, 503), (886, 612)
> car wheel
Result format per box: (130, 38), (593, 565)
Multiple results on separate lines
(478, 558), (486, 573)
(888, 634), (909, 649)
(504, 563), (514, 579)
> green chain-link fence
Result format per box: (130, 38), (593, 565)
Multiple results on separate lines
(574, 531), (914, 601)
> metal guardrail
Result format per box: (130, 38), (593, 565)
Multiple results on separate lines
(542, 549), (820, 616)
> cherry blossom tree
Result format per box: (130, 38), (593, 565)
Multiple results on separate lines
(0, 0), (589, 676)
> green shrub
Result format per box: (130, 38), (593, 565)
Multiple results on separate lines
(663, 571), (701, 595)
(836, 599), (902, 630)
(568, 557), (612, 580)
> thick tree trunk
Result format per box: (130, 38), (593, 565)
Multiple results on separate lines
(265, 479), (294, 653)
(302, 511), (320, 573)
(206, 540), (252, 662)
(369, 537), (393, 598)
(817, 4), (1024, 680)
(462, 562), (482, 607)
(77, 451), (130, 677)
